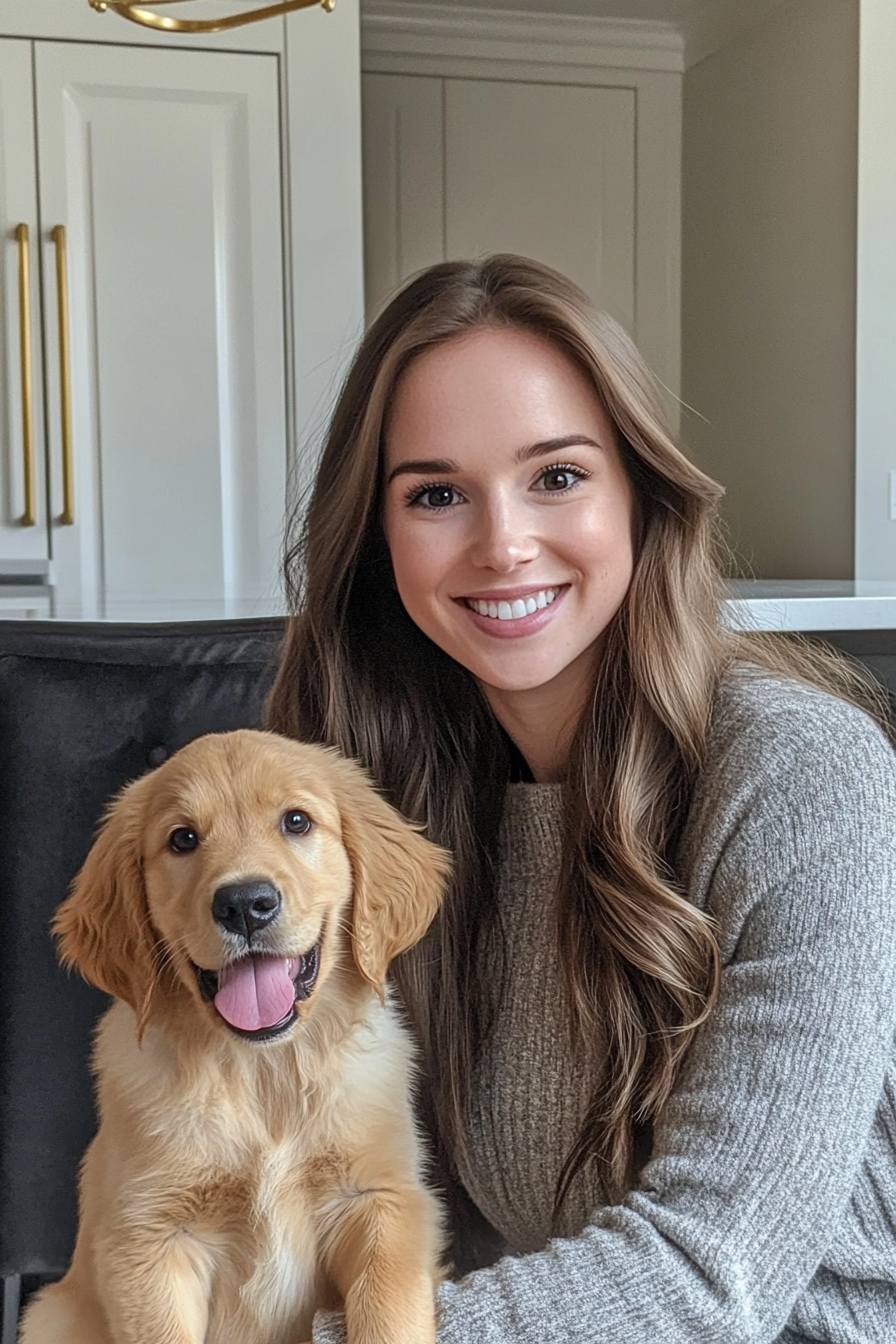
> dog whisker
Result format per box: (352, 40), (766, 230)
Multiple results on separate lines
(157, 933), (191, 963)
(152, 937), (185, 982)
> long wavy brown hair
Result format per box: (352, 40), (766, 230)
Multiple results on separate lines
(267, 254), (888, 1213)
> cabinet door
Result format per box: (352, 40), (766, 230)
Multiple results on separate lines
(362, 73), (445, 320)
(362, 73), (636, 334)
(34, 41), (287, 617)
(445, 80), (636, 334)
(0, 39), (49, 567)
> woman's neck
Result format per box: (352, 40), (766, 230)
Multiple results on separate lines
(479, 647), (597, 783)
(497, 711), (570, 782)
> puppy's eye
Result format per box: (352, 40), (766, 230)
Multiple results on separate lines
(169, 827), (199, 854)
(282, 810), (312, 836)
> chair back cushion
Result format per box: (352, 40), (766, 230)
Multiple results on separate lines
(0, 618), (284, 1276)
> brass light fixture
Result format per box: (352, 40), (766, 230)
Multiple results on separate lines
(88, 0), (335, 35)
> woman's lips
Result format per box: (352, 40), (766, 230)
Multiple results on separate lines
(457, 585), (568, 638)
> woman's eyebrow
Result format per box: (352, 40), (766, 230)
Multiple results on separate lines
(516, 434), (605, 462)
(385, 458), (458, 485)
(385, 436), (605, 486)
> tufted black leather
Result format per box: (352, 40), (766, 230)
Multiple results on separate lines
(0, 618), (284, 1294)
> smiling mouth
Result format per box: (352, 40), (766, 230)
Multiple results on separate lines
(464, 587), (562, 620)
(194, 943), (321, 1043)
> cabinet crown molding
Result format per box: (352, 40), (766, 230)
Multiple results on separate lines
(361, 0), (794, 74)
(361, 1), (685, 74)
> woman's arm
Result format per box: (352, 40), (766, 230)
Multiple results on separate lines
(314, 686), (896, 1344)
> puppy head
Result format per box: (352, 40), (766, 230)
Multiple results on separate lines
(54, 730), (450, 1043)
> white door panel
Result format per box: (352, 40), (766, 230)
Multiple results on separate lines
(0, 39), (48, 566)
(444, 79), (636, 333)
(362, 72), (445, 320)
(34, 41), (287, 614)
(361, 73), (636, 338)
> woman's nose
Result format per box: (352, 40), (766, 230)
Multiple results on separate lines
(468, 499), (539, 572)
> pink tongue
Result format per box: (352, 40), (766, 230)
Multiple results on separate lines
(214, 955), (296, 1032)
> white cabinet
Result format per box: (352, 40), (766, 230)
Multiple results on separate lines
(360, 23), (681, 424)
(363, 74), (636, 335)
(444, 80), (636, 335)
(362, 73), (445, 314)
(1, 38), (286, 615)
(0, 0), (365, 618)
(0, 39), (46, 572)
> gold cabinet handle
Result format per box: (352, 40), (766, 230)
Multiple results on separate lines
(87, 0), (334, 35)
(52, 224), (75, 526)
(15, 223), (36, 527)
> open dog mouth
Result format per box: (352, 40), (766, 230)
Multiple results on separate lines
(194, 943), (321, 1042)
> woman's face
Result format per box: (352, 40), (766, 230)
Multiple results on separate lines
(382, 325), (636, 711)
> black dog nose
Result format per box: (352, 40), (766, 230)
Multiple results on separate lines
(212, 881), (282, 940)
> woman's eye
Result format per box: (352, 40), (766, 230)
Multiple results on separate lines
(282, 810), (313, 836)
(538, 464), (587, 493)
(169, 827), (199, 854)
(406, 482), (461, 511)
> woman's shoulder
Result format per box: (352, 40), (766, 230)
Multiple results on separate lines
(673, 662), (896, 961)
(679, 664), (896, 914)
(708, 661), (895, 779)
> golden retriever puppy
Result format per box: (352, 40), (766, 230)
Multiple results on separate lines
(19, 729), (449, 1344)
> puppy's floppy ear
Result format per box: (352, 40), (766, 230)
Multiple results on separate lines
(53, 772), (160, 1032)
(333, 756), (451, 992)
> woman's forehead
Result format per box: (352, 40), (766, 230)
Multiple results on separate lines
(383, 327), (612, 466)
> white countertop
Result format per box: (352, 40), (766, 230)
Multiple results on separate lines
(0, 594), (288, 624)
(3, 581), (896, 633)
(725, 580), (896, 632)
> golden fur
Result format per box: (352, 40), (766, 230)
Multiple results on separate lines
(19, 730), (449, 1344)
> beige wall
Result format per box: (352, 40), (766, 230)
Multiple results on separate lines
(681, 0), (859, 579)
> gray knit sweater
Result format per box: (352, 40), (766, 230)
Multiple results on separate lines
(313, 670), (896, 1343)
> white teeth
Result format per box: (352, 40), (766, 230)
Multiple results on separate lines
(467, 588), (559, 620)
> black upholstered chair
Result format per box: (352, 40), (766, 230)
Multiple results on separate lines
(0, 618), (285, 1343)
(5, 619), (886, 1341)
(819, 629), (896, 702)
(0, 616), (508, 1344)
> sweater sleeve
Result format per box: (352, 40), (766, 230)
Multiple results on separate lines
(315, 687), (896, 1344)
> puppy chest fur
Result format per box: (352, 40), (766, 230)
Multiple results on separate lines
(74, 997), (430, 1344)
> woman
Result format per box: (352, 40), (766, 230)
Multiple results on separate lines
(268, 255), (896, 1343)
